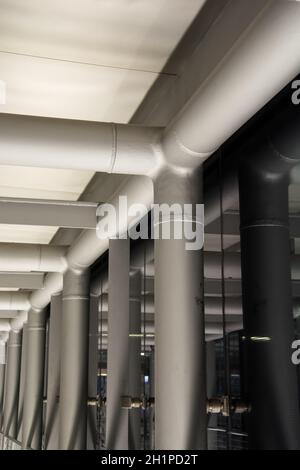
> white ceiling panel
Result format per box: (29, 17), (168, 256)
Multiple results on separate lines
(0, 51), (166, 121)
(0, 0), (205, 73)
(0, 0), (205, 122)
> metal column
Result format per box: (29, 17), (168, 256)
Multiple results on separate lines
(154, 169), (207, 450)
(0, 338), (6, 432)
(148, 348), (155, 450)
(206, 342), (217, 450)
(59, 268), (90, 450)
(22, 308), (47, 450)
(45, 294), (62, 449)
(3, 330), (22, 439)
(128, 270), (142, 450)
(87, 292), (99, 449)
(17, 323), (28, 442)
(106, 238), (130, 449)
(239, 149), (300, 449)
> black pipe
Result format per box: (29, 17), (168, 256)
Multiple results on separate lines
(239, 104), (300, 449)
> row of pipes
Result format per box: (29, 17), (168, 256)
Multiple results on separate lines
(1, 2), (300, 449)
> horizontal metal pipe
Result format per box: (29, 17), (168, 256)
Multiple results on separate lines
(0, 292), (30, 310)
(0, 114), (162, 176)
(10, 311), (28, 332)
(0, 320), (12, 332)
(30, 273), (63, 311)
(0, 244), (66, 273)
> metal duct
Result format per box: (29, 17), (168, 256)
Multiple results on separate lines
(0, 244), (66, 273)
(22, 308), (47, 450)
(2, 329), (22, 440)
(30, 273), (63, 311)
(0, 114), (162, 176)
(0, 320), (11, 332)
(10, 311), (28, 332)
(0, 293), (30, 310)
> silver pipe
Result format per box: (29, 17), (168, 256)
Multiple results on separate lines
(22, 308), (47, 450)
(106, 238), (131, 450)
(0, 364), (5, 432)
(3, 330), (22, 439)
(0, 114), (161, 175)
(0, 292), (31, 310)
(17, 323), (28, 442)
(154, 169), (207, 450)
(129, 271), (142, 450)
(87, 294), (99, 450)
(149, 348), (155, 450)
(59, 268), (90, 450)
(0, 243), (66, 273)
(44, 294), (62, 450)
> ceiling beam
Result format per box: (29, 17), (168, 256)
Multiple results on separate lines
(0, 197), (98, 229)
(0, 310), (18, 319)
(0, 272), (44, 289)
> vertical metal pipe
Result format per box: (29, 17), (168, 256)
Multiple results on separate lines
(87, 293), (99, 449)
(239, 152), (300, 449)
(206, 341), (217, 450)
(149, 348), (155, 450)
(154, 169), (207, 450)
(59, 268), (90, 450)
(3, 330), (22, 439)
(45, 294), (62, 449)
(106, 238), (130, 450)
(0, 365), (5, 432)
(0, 339), (6, 432)
(17, 323), (28, 442)
(43, 319), (49, 429)
(22, 308), (47, 450)
(128, 270), (142, 450)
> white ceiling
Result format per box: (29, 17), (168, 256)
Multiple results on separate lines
(0, 0), (205, 244)
(0, 0), (205, 121)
